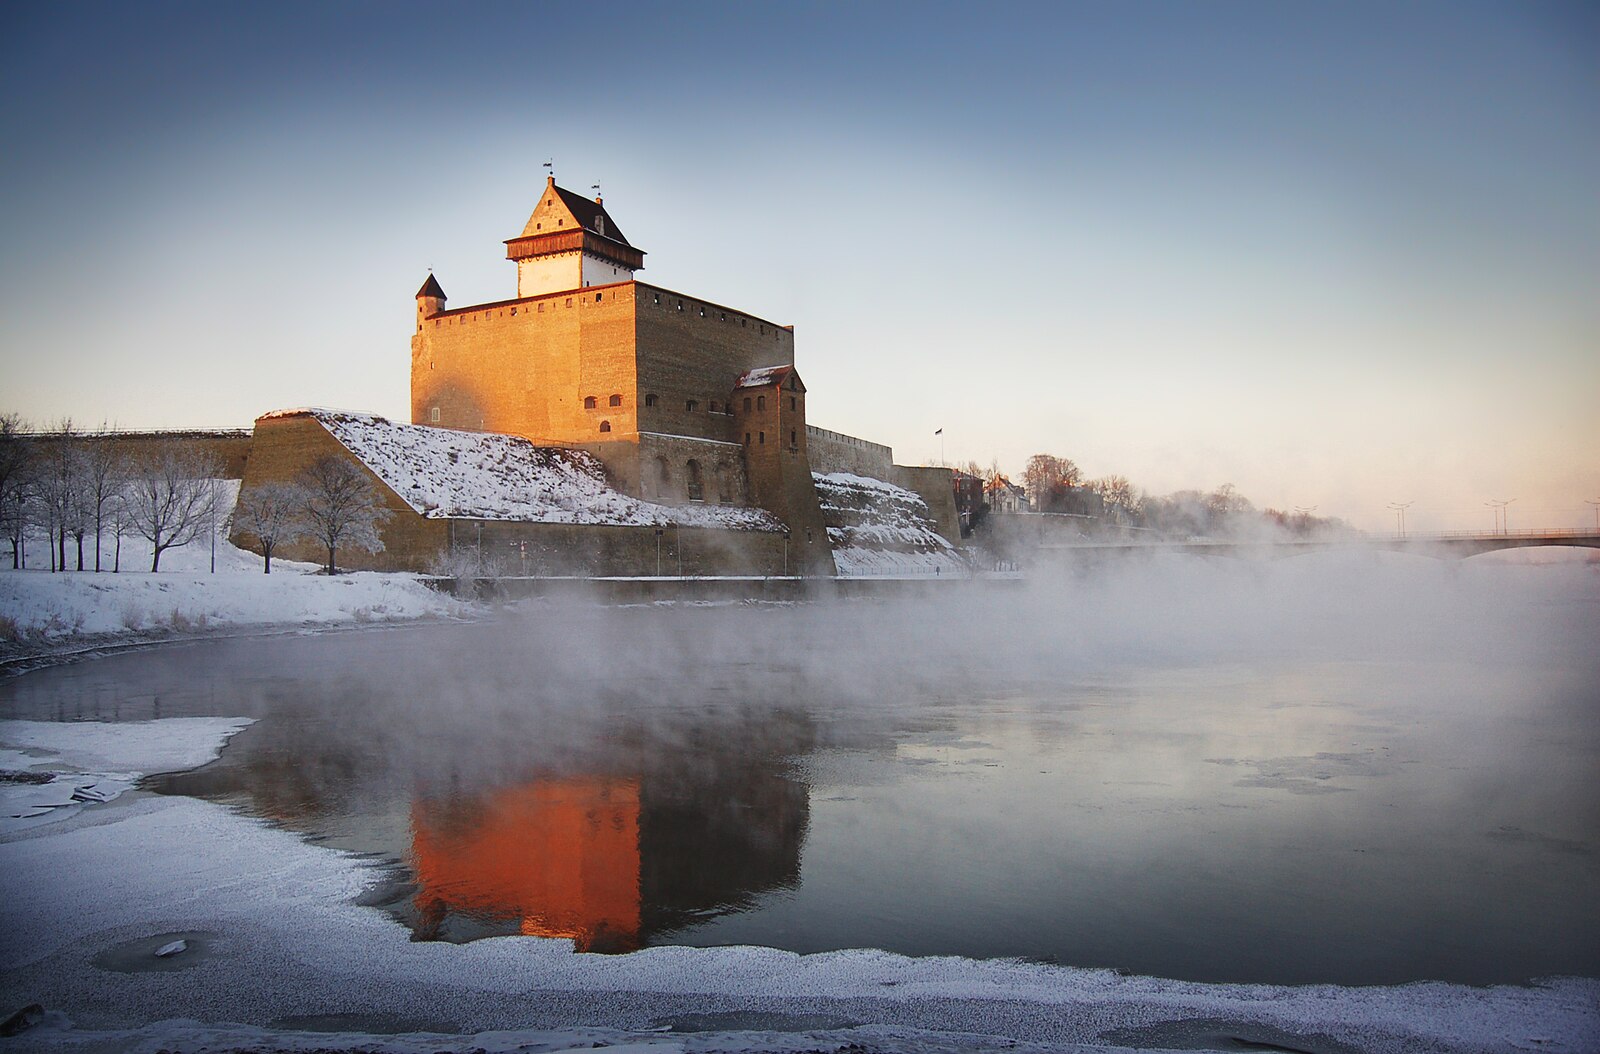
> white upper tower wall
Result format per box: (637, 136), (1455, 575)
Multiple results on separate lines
(505, 177), (644, 298)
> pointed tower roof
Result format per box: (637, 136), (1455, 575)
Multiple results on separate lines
(416, 274), (446, 299)
(517, 175), (633, 245)
(505, 177), (646, 271)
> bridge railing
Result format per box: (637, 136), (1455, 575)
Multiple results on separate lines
(1396, 528), (1597, 540)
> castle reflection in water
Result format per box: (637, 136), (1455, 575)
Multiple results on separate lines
(153, 697), (814, 953)
(408, 760), (808, 952)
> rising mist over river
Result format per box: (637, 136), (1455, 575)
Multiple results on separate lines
(4, 549), (1595, 986)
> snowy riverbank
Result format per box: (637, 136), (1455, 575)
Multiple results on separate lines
(1, 713), (1594, 1052)
(0, 484), (471, 669)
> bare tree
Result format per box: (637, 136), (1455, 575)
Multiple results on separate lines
(296, 457), (390, 574)
(1022, 453), (1081, 512)
(35, 418), (84, 572)
(1089, 474), (1140, 524)
(78, 424), (128, 572)
(232, 482), (306, 574)
(124, 442), (220, 572)
(0, 414), (33, 569)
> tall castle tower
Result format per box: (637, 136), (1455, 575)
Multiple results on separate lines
(506, 177), (645, 298)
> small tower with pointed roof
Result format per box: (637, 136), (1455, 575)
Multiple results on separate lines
(505, 176), (645, 298)
(415, 273), (446, 329)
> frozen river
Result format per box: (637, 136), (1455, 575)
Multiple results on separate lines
(3, 552), (1596, 994)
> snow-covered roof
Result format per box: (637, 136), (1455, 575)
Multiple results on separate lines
(261, 410), (782, 531)
(736, 365), (796, 389)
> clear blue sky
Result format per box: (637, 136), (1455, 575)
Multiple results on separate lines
(2, 1), (1595, 531)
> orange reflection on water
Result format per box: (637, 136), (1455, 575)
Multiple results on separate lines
(411, 778), (641, 952)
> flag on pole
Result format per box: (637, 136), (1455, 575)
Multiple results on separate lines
(934, 428), (943, 435)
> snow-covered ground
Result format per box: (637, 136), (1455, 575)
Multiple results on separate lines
(0, 480), (468, 661)
(0, 715), (1592, 1052)
(813, 472), (967, 577)
(286, 408), (782, 531)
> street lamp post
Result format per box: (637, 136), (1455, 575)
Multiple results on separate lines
(1485, 498), (1515, 535)
(654, 527), (663, 577)
(1386, 501), (1413, 539)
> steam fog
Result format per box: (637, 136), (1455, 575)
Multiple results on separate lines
(5, 550), (1596, 985)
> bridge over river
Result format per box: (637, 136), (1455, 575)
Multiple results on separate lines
(1037, 528), (1600, 559)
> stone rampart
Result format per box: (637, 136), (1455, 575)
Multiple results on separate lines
(805, 425), (894, 479)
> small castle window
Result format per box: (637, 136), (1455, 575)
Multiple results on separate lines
(677, 299), (683, 311)
(686, 399), (699, 412)
(536, 223), (542, 230)
(537, 302), (544, 313)
(790, 430), (797, 447)
(609, 394), (622, 407)
(757, 396), (766, 411)
(565, 298), (572, 308)
(653, 293), (660, 304)
(743, 397), (752, 412)
(599, 420), (611, 433)
(709, 400), (720, 413)
(645, 393), (658, 408)
(595, 292), (602, 302)
(758, 431), (765, 444)
(510, 307), (517, 316)
(744, 433), (751, 446)
(584, 396), (597, 409)
(430, 407), (441, 423)
(719, 312), (726, 321)
(790, 397), (797, 411)
(699, 306), (706, 317)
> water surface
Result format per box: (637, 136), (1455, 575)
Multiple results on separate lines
(3, 568), (1596, 985)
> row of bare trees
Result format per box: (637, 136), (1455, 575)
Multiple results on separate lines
(956, 450), (1349, 538)
(0, 416), (389, 574)
(1, 415), (222, 572)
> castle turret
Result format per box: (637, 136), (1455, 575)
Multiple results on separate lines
(732, 365), (835, 576)
(416, 274), (447, 328)
(505, 177), (645, 298)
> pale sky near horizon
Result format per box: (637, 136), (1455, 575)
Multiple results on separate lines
(2, 2), (1595, 532)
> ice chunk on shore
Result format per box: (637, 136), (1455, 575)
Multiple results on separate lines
(0, 717), (253, 833)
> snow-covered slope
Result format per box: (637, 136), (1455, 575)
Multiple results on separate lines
(276, 410), (781, 532)
(813, 472), (966, 576)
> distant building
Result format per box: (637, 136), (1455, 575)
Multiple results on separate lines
(986, 476), (1028, 514)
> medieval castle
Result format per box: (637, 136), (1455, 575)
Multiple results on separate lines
(236, 178), (960, 576)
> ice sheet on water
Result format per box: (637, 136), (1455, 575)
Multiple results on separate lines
(0, 717), (252, 833)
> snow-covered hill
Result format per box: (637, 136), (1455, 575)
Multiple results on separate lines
(813, 471), (966, 577)
(289, 410), (781, 531)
